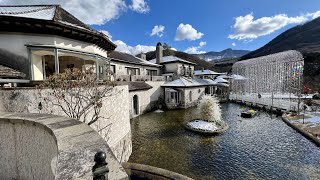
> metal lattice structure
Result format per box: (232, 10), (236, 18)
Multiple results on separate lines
(230, 50), (304, 110)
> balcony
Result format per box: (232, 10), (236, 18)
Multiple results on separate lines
(115, 74), (165, 82)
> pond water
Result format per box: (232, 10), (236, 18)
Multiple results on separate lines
(129, 103), (320, 180)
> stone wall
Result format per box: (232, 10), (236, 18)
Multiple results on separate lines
(129, 81), (165, 118)
(0, 112), (128, 180)
(0, 118), (57, 179)
(0, 85), (132, 163)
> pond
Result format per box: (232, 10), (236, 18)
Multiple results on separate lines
(129, 103), (320, 180)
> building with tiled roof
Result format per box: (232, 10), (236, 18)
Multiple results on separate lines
(0, 5), (116, 83)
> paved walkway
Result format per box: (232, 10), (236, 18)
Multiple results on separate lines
(284, 112), (320, 141)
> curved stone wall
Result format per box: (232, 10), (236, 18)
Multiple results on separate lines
(0, 112), (128, 180)
(122, 162), (194, 180)
(0, 85), (132, 163)
(0, 117), (58, 179)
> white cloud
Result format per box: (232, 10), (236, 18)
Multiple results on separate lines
(150, 25), (165, 37)
(199, 41), (206, 47)
(129, 0), (149, 13)
(170, 48), (177, 51)
(232, 42), (236, 47)
(114, 40), (155, 55)
(175, 23), (204, 41)
(184, 41), (206, 54)
(99, 30), (112, 39)
(228, 13), (308, 40)
(306, 11), (320, 19)
(1, 0), (150, 25)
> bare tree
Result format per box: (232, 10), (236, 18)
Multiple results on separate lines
(38, 68), (115, 125)
(163, 43), (171, 50)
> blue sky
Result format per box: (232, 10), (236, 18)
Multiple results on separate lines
(91, 0), (320, 54)
(3, 0), (320, 54)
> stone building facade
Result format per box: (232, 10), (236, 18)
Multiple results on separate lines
(0, 85), (132, 163)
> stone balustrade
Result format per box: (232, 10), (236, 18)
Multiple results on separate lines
(116, 75), (131, 82)
(0, 112), (128, 180)
(115, 74), (165, 82)
(131, 75), (151, 82)
(151, 75), (166, 81)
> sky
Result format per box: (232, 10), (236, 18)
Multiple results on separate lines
(2, 0), (320, 55)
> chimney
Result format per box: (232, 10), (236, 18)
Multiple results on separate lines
(137, 53), (146, 60)
(156, 42), (163, 64)
(202, 67), (204, 72)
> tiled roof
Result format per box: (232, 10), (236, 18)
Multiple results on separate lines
(117, 81), (153, 91)
(0, 5), (115, 51)
(109, 51), (161, 67)
(213, 78), (229, 83)
(194, 69), (222, 76)
(149, 56), (196, 65)
(0, 5), (56, 20)
(162, 77), (217, 87)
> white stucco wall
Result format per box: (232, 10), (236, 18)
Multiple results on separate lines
(163, 62), (194, 76)
(163, 63), (178, 73)
(0, 120), (57, 180)
(164, 87), (205, 109)
(183, 87), (205, 108)
(0, 33), (109, 80)
(129, 81), (165, 118)
(0, 33), (108, 58)
(32, 53), (44, 80)
(0, 85), (132, 162)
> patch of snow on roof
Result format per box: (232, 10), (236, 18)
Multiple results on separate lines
(194, 69), (222, 75)
(136, 57), (161, 67)
(162, 77), (218, 87)
(217, 74), (232, 79)
(214, 78), (229, 83)
(0, 5), (56, 20)
(149, 56), (195, 65)
(231, 74), (248, 80)
(58, 20), (89, 31)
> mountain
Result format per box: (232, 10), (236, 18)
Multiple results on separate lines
(139, 49), (225, 72)
(194, 48), (250, 62)
(241, 17), (320, 89)
(242, 16), (320, 59)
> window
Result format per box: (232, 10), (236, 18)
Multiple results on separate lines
(147, 69), (157, 76)
(198, 89), (201, 93)
(126, 67), (140, 75)
(110, 65), (116, 74)
(99, 66), (103, 74)
(189, 91), (192, 101)
(66, 64), (74, 69)
(182, 65), (186, 76)
(167, 90), (180, 104)
(188, 66), (192, 76)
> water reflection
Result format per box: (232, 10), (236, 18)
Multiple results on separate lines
(129, 103), (320, 180)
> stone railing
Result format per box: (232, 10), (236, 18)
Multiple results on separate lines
(131, 75), (151, 82)
(151, 75), (165, 81)
(115, 75), (130, 82)
(115, 74), (165, 82)
(0, 112), (128, 180)
(122, 162), (194, 180)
